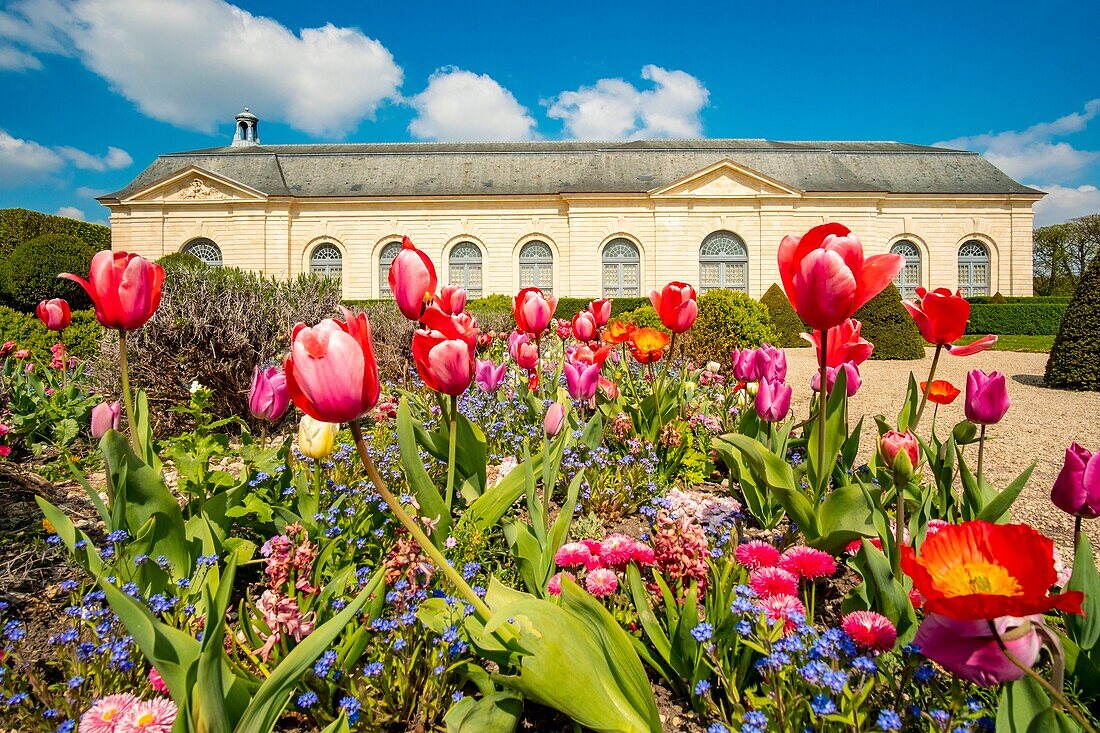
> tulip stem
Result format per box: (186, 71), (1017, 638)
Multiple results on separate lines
(912, 345), (942, 431)
(988, 620), (1097, 733)
(1074, 515), (1083, 553)
(976, 424), (987, 488)
(816, 328), (829, 495)
(445, 395), (458, 509)
(351, 420), (492, 622)
(117, 331), (139, 454)
(894, 481), (906, 576)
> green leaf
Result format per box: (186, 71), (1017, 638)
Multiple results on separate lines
(846, 541), (917, 645)
(444, 692), (522, 733)
(396, 398), (451, 542)
(897, 373), (920, 432)
(714, 434), (817, 539)
(996, 676), (1059, 733)
(812, 483), (880, 554)
(806, 367), (849, 497)
(1066, 535), (1100, 651)
(976, 463), (1036, 523)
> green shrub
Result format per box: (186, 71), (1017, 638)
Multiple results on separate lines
(852, 283), (925, 360)
(967, 295), (1071, 304)
(0, 208), (110, 261)
(966, 302), (1067, 335)
(759, 283), (807, 348)
(156, 251), (207, 269)
(1045, 254), (1100, 391)
(1, 234), (98, 312)
(553, 296), (650, 322)
(990, 291), (1007, 303)
(0, 306), (102, 363)
(683, 290), (779, 368)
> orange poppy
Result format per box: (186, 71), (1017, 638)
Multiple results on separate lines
(602, 320), (636, 346)
(900, 521), (1083, 621)
(921, 379), (961, 405)
(628, 327), (670, 364)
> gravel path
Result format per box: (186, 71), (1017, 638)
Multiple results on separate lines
(783, 347), (1100, 557)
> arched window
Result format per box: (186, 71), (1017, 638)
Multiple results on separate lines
(602, 238), (640, 297)
(699, 231), (748, 293)
(958, 240), (991, 297)
(310, 243), (342, 279)
(182, 238), (222, 267)
(379, 241), (401, 297)
(449, 242), (483, 298)
(519, 240), (553, 293)
(891, 240), (921, 299)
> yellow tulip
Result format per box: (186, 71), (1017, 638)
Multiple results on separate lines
(297, 415), (338, 460)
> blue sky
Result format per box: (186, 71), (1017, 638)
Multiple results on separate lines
(1, 0), (1097, 226)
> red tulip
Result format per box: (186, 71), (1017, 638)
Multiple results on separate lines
(388, 236), (437, 321)
(513, 287), (557, 335)
(284, 307), (382, 423)
(588, 298), (612, 326)
(59, 250), (165, 331)
(902, 287), (969, 345)
(508, 330), (539, 371)
(36, 298), (71, 331)
(434, 284), (467, 315)
(947, 334), (998, 357)
(778, 223), (903, 331)
(412, 329), (475, 396)
(649, 282), (698, 334)
(571, 311), (598, 342)
(801, 319), (873, 367)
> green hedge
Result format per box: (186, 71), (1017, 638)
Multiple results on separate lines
(966, 295), (1071, 304)
(341, 295), (652, 326)
(759, 283), (807, 348)
(0, 208), (110, 260)
(684, 290), (778, 367)
(1, 233), (98, 311)
(967, 302), (1067, 335)
(0, 305), (102, 363)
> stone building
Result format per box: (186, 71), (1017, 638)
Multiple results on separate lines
(100, 109), (1043, 300)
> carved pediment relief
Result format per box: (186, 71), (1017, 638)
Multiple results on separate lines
(650, 159), (802, 199)
(172, 177), (228, 201)
(122, 166), (267, 204)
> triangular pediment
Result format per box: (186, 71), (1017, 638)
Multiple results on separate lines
(650, 159), (802, 199)
(122, 166), (267, 204)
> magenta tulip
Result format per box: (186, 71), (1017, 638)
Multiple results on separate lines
(544, 401), (565, 436)
(513, 287), (557, 335)
(811, 362), (862, 396)
(964, 370), (1010, 425)
(434, 284), (467, 315)
(564, 358), (600, 401)
(571, 311), (598, 342)
(914, 613), (1041, 687)
(91, 400), (122, 439)
(508, 331), (539, 371)
(388, 236), (437, 321)
(249, 366), (290, 422)
(755, 377), (791, 422)
(1051, 442), (1100, 519)
(475, 359), (507, 394)
(733, 345), (787, 383)
(588, 298), (612, 327)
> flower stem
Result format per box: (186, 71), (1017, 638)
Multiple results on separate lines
(976, 424), (987, 487)
(1074, 515), (1083, 552)
(445, 394), (458, 509)
(816, 328), (829, 496)
(117, 330), (139, 453)
(912, 345), (942, 431)
(894, 479), (906, 576)
(351, 420), (492, 621)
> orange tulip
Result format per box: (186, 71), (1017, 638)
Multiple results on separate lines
(601, 320), (635, 346)
(628, 328), (670, 364)
(921, 380), (961, 405)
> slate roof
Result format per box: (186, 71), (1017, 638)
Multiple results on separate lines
(101, 139), (1042, 201)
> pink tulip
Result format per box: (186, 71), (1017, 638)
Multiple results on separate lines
(564, 358), (601, 401)
(513, 287), (558, 335)
(544, 401), (565, 436)
(732, 345), (787, 383)
(801, 319), (874, 367)
(811, 362), (862, 396)
(91, 400), (122, 439)
(649, 281), (698, 333)
(435, 284), (467, 315)
(964, 369), (1010, 425)
(475, 359), (507, 394)
(412, 318), (476, 397)
(60, 250), (165, 331)
(914, 613), (1041, 687)
(508, 331), (539, 371)
(571, 311), (598, 342)
(388, 236), (437, 321)
(880, 430), (919, 472)
(588, 298), (612, 326)
(249, 366), (290, 422)
(755, 377), (791, 422)
(36, 298), (71, 331)
(1050, 442), (1100, 519)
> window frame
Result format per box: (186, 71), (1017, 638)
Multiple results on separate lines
(891, 240), (922, 300)
(601, 238), (641, 297)
(698, 231), (749, 293)
(518, 240), (554, 293)
(958, 240), (991, 297)
(182, 238), (222, 267)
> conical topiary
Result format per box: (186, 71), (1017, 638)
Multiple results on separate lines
(852, 282), (925, 360)
(1045, 254), (1100, 390)
(759, 283), (807, 348)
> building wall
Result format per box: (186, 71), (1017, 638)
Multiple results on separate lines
(105, 174), (1039, 299)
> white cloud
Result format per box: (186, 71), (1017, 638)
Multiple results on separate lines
(0, 0), (404, 138)
(1033, 184), (1100, 226)
(55, 145), (132, 171)
(937, 100), (1100, 181)
(0, 129), (64, 186)
(0, 44), (42, 70)
(56, 205), (85, 220)
(546, 65), (709, 140)
(75, 185), (108, 198)
(408, 68), (536, 141)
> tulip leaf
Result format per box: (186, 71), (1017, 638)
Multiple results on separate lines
(806, 368), (849, 497)
(976, 463), (1035, 524)
(1066, 534), (1100, 651)
(444, 691), (522, 733)
(813, 483), (880, 554)
(715, 434), (817, 539)
(896, 373), (920, 432)
(995, 676), (1061, 733)
(396, 398), (451, 542)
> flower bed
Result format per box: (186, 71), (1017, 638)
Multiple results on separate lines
(1, 229), (1098, 733)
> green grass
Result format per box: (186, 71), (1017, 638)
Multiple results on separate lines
(954, 334), (1054, 353)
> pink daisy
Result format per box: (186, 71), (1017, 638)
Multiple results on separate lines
(80, 693), (139, 733)
(758, 593), (805, 632)
(749, 566), (799, 598)
(734, 540), (780, 570)
(841, 611), (898, 654)
(147, 667), (168, 695)
(581, 538), (604, 555)
(599, 534), (638, 568)
(630, 541), (655, 565)
(116, 698), (177, 733)
(547, 571), (574, 596)
(778, 546), (836, 580)
(584, 567), (619, 597)
(554, 542), (596, 568)
(926, 519), (949, 536)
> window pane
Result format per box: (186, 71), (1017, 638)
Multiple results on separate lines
(727, 263), (747, 288)
(700, 262), (721, 287)
(520, 264), (535, 288)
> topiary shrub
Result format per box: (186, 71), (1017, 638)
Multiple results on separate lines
(0, 306), (102, 363)
(990, 291), (1008, 304)
(0, 208), (110, 261)
(156, 251), (207, 270)
(760, 283), (807, 348)
(852, 282), (925, 360)
(1045, 254), (1100, 391)
(1, 234), (97, 312)
(683, 290), (779, 369)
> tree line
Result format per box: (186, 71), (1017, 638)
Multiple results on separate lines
(1033, 214), (1099, 295)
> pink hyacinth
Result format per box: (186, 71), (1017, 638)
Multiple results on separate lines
(584, 567), (619, 597)
(547, 571), (574, 596)
(749, 566), (800, 598)
(147, 667), (168, 694)
(116, 697), (178, 733)
(758, 593), (805, 632)
(650, 512), (710, 598)
(554, 542), (597, 569)
(80, 693), (139, 733)
(778, 546), (837, 580)
(735, 540), (781, 570)
(841, 611), (898, 654)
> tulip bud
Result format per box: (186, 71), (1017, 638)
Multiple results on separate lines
(513, 288), (557, 335)
(249, 366), (290, 422)
(880, 430), (919, 481)
(389, 237), (438, 321)
(587, 298), (612, 327)
(435, 284), (467, 315)
(90, 400), (122, 439)
(544, 402), (565, 437)
(36, 298), (71, 331)
(649, 282), (698, 333)
(297, 415), (338, 460)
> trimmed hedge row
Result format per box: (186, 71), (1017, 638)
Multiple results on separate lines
(1046, 254), (1100, 390)
(341, 296), (653, 323)
(966, 295), (1071, 304)
(0, 306), (103, 363)
(0, 208), (111, 260)
(967, 302), (1067, 336)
